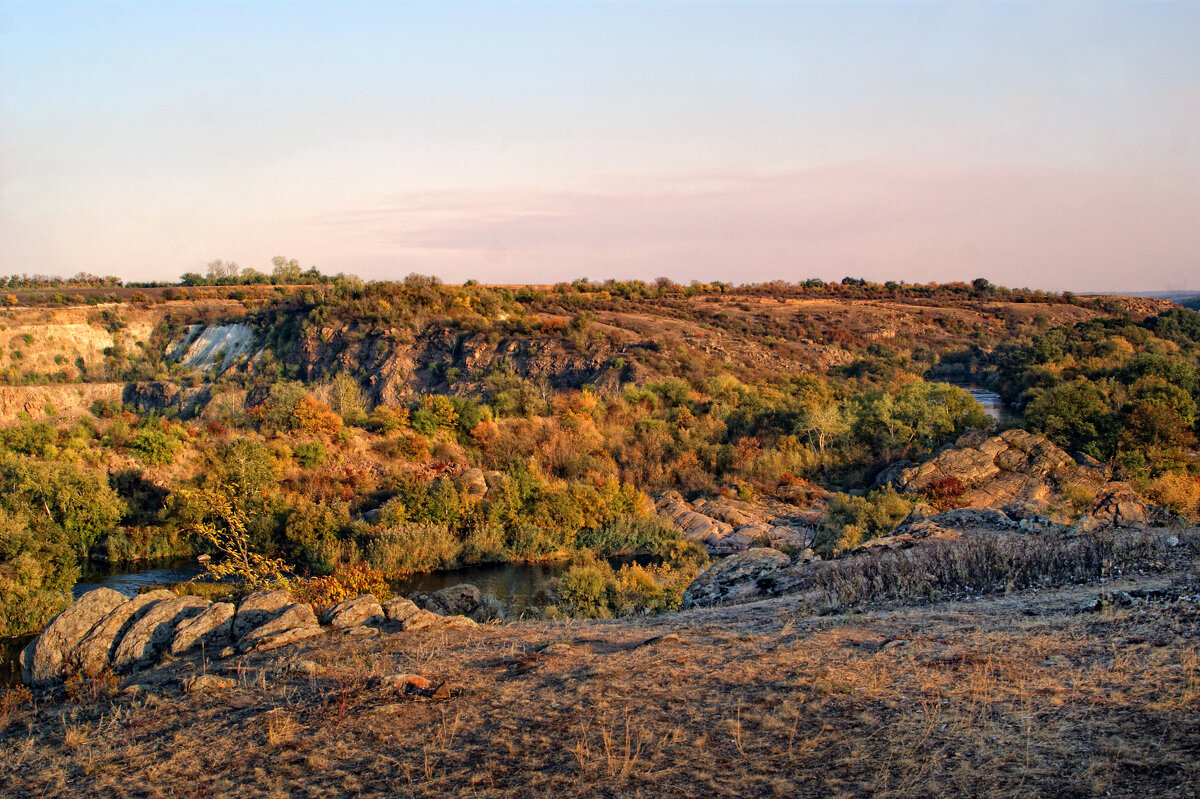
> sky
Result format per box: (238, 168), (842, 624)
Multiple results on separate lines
(1, 1), (1197, 291)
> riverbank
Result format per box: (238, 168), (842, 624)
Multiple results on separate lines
(3, 552), (1197, 798)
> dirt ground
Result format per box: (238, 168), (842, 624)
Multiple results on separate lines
(2, 571), (1197, 799)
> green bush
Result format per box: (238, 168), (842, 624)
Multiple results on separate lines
(557, 555), (615, 618)
(293, 441), (327, 468)
(0, 507), (78, 636)
(129, 428), (180, 466)
(814, 487), (915, 557)
(576, 514), (679, 555)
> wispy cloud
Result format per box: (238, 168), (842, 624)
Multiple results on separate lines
(305, 164), (1200, 291)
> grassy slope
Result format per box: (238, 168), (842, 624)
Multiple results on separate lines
(2, 532), (1196, 798)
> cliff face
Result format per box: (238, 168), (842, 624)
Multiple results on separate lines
(287, 322), (633, 403)
(0, 383), (124, 422)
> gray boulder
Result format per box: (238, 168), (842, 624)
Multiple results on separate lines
(238, 603), (323, 653)
(682, 547), (790, 609)
(68, 589), (175, 678)
(433, 584), (482, 617)
(409, 591), (450, 615)
(21, 587), (128, 687)
(231, 590), (294, 641)
(112, 596), (209, 671)
(455, 468), (489, 499)
(382, 596), (422, 624)
(322, 594), (384, 628)
(469, 598), (505, 623)
(169, 601), (235, 656)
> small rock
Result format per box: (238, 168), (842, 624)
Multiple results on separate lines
(342, 627), (380, 638)
(1078, 597), (1105, 613)
(382, 674), (431, 692)
(431, 681), (451, 700)
(183, 674), (237, 693)
(288, 660), (322, 676)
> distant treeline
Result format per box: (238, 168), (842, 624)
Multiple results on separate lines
(0, 263), (1108, 308)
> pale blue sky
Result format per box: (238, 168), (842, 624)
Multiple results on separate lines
(1, 1), (1197, 289)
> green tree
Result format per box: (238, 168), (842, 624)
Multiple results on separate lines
(1023, 379), (1113, 456)
(328, 372), (366, 423)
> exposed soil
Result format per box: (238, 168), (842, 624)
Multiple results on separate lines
(3, 557), (1197, 798)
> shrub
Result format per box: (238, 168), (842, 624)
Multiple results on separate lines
(814, 488), (914, 557)
(557, 555), (614, 618)
(361, 523), (461, 577)
(1146, 472), (1200, 521)
(128, 428), (180, 466)
(368, 405), (410, 435)
(293, 395), (343, 437)
(293, 441), (327, 468)
(293, 562), (392, 616)
(576, 514), (679, 555)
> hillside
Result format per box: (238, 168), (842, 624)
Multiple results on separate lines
(0, 276), (1197, 659)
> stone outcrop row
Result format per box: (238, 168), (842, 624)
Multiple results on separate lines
(21, 585), (482, 689)
(885, 428), (1107, 512)
(656, 493), (818, 555)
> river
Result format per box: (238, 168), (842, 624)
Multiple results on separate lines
(938, 381), (1017, 425)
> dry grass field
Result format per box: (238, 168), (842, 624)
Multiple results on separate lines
(2, 547), (1197, 798)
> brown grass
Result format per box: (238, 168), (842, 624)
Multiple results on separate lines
(1, 539), (1197, 798)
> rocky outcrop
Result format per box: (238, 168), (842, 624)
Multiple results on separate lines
(657, 493), (817, 555)
(238, 603), (323, 653)
(231, 590), (295, 642)
(21, 588), (128, 688)
(851, 522), (962, 552)
(122, 381), (210, 418)
(893, 429), (1110, 513)
(111, 596), (208, 671)
(1074, 485), (1151, 532)
(23, 586), (485, 688)
(68, 589), (175, 677)
(682, 548), (791, 608)
(322, 595), (385, 629)
(169, 602), (235, 656)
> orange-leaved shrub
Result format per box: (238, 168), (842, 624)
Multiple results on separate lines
(293, 562), (393, 616)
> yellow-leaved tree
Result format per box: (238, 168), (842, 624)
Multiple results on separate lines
(178, 486), (294, 590)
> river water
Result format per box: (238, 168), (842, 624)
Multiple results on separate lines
(938, 381), (1017, 426)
